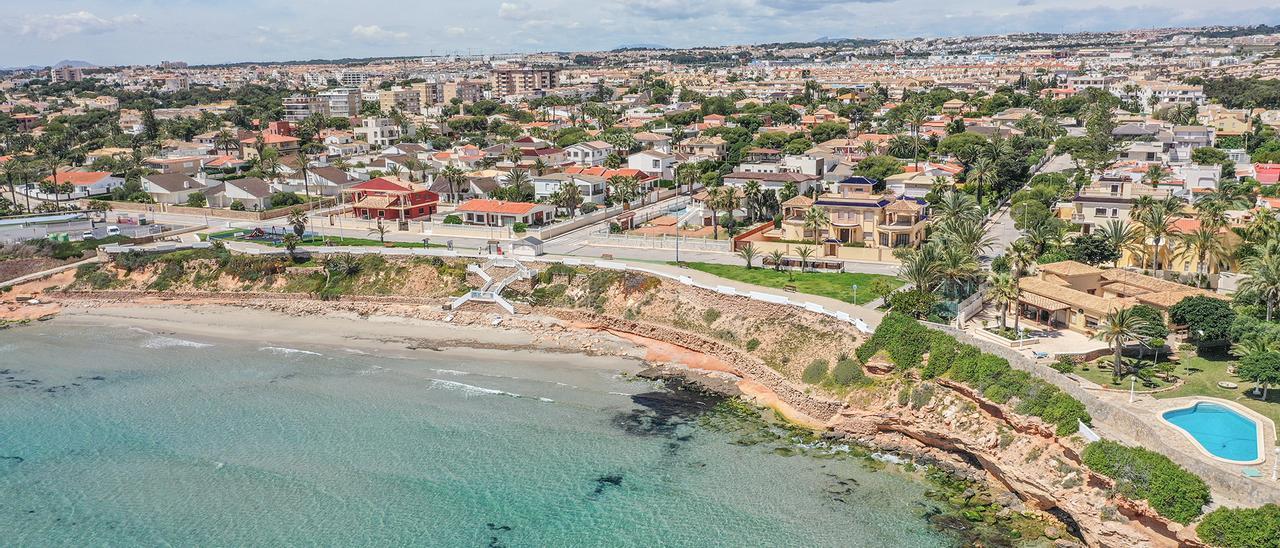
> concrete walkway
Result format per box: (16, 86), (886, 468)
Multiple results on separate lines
(1, 256), (101, 289)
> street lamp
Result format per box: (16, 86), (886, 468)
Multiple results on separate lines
(1129, 375), (1137, 403)
(851, 283), (858, 304)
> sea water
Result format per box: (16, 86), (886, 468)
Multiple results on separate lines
(0, 322), (952, 546)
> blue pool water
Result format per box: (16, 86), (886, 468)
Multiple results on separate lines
(1162, 402), (1261, 463)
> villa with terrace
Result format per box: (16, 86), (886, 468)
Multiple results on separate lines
(777, 177), (929, 251)
(1016, 260), (1226, 335)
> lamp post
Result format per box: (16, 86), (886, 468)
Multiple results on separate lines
(851, 283), (858, 305)
(1129, 375), (1136, 403)
(675, 234), (680, 264)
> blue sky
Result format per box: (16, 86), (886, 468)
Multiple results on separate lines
(2, 0), (1278, 66)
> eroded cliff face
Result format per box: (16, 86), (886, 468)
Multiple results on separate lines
(570, 308), (1198, 548)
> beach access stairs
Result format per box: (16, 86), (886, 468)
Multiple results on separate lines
(451, 258), (536, 314)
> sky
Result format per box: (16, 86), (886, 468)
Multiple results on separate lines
(1, 0), (1279, 67)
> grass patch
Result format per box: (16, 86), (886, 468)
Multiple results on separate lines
(673, 262), (902, 305)
(225, 234), (443, 248)
(1155, 349), (1280, 431)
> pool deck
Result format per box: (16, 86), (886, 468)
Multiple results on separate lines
(1134, 396), (1277, 486)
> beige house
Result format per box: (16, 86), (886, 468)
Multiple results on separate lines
(776, 177), (928, 252)
(1016, 261), (1223, 335)
(676, 136), (727, 160)
(1069, 176), (1171, 235)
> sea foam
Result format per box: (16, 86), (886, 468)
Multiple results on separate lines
(142, 336), (213, 349)
(259, 347), (322, 357)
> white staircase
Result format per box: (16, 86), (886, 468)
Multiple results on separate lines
(450, 258), (536, 314)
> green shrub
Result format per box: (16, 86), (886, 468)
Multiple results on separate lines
(269, 192), (303, 208)
(702, 308), (721, 324)
(1196, 504), (1280, 548)
(512, 222), (528, 233)
(909, 383), (935, 409)
(832, 358), (865, 385)
(745, 338), (760, 351)
(801, 359), (829, 384)
(229, 200), (246, 211)
(1051, 355), (1078, 374)
(1081, 440), (1210, 524)
(443, 214), (462, 225)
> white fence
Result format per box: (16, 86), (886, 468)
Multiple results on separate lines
(587, 231), (731, 252)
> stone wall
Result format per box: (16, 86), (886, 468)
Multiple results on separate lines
(565, 311), (846, 421)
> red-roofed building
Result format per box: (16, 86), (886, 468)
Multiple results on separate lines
(341, 177), (439, 221)
(42, 170), (124, 198)
(241, 132), (301, 159)
(561, 166), (656, 183)
(1255, 163), (1280, 185)
(454, 199), (554, 227)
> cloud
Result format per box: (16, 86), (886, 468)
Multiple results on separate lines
(15, 11), (143, 41)
(446, 26), (468, 37)
(498, 2), (530, 20)
(350, 24), (409, 44)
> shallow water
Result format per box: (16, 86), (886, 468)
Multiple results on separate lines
(0, 323), (951, 546)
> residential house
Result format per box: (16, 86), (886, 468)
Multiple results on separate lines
(240, 133), (301, 160)
(532, 173), (609, 204)
(144, 156), (205, 175)
(1167, 125), (1213, 163)
(777, 177), (928, 251)
(1069, 176), (1171, 234)
(355, 117), (403, 148)
(342, 177), (439, 221)
(675, 136), (727, 160)
(453, 199), (555, 227)
(633, 132), (672, 153)
(721, 171), (821, 197)
(141, 173), (206, 204)
(1016, 261), (1222, 335)
(217, 177), (275, 211)
(564, 141), (615, 167)
(43, 171), (123, 199)
(1255, 163), (1280, 185)
(627, 149), (682, 180)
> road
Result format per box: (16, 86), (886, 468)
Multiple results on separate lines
(987, 153), (1075, 258)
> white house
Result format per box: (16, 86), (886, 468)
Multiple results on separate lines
(627, 150), (681, 180)
(43, 171), (124, 199)
(219, 177), (275, 210)
(564, 141), (614, 167)
(532, 173), (609, 204)
(355, 117), (402, 148)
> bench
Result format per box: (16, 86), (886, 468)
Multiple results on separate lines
(783, 284), (797, 293)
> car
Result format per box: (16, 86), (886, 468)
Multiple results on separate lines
(82, 231), (94, 240)
(106, 226), (121, 236)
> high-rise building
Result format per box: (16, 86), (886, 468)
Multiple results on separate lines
(377, 88), (421, 115)
(282, 95), (327, 122)
(318, 88), (361, 118)
(489, 66), (559, 96)
(443, 80), (487, 104)
(410, 82), (443, 107)
(340, 71), (369, 87)
(50, 66), (85, 83)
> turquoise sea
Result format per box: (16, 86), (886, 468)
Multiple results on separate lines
(0, 322), (953, 546)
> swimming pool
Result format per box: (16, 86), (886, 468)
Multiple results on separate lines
(1161, 401), (1264, 464)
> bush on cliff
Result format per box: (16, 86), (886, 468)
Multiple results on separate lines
(1081, 440), (1210, 524)
(802, 359), (829, 384)
(831, 358), (866, 385)
(859, 313), (1091, 436)
(1196, 504), (1280, 548)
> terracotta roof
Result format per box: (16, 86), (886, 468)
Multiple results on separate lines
(142, 173), (202, 192)
(354, 196), (396, 209)
(884, 199), (924, 213)
(1038, 260), (1103, 277)
(1099, 269), (1198, 294)
(1018, 292), (1072, 311)
(1019, 276), (1134, 314)
(455, 199), (543, 215)
(46, 171), (112, 186)
(781, 195), (814, 207)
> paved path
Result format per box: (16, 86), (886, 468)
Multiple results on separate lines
(988, 153), (1076, 258)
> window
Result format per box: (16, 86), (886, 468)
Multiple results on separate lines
(1084, 316), (1099, 329)
(1110, 208), (1118, 217)
(1094, 208), (1107, 217)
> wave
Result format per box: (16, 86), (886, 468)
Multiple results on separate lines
(342, 348), (370, 355)
(607, 391), (635, 396)
(430, 368), (470, 376)
(0, 344), (14, 353)
(429, 378), (523, 398)
(259, 347), (322, 357)
(142, 336), (213, 349)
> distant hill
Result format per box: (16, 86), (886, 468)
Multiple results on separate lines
(53, 60), (96, 68)
(811, 36), (846, 43)
(613, 43), (669, 51)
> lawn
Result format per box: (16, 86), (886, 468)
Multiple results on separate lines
(1073, 355), (1177, 391)
(1154, 349), (1280, 430)
(673, 262), (903, 305)
(202, 230), (441, 249)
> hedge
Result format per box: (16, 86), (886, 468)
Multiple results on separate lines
(1197, 504), (1280, 548)
(1081, 440), (1211, 524)
(858, 313), (1091, 436)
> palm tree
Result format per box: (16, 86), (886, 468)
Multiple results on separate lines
(555, 183), (584, 217)
(1004, 239), (1036, 277)
(1092, 308), (1153, 378)
(737, 243), (758, 269)
(896, 243), (943, 292)
(742, 180), (762, 222)
(768, 249), (785, 272)
(1174, 226), (1230, 287)
(906, 106), (928, 170)
(1141, 164), (1167, 187)
(1240, 246), (1280, 321)
(1023, 220), (1065, 256)
(931, 191), (980, 228)
(802, 205), (829, 245)
(439, 165), (465, 203)
(214, 129), (239, 157)
(1136, 206), (1176, 275)
(935, 217), (995, 258)
(937, 244), (981, 299)
(532, 158), (548, 176)
(506, 169), (531, 191)
(969, 155), (996, 206)
(368, 220), (390, 244)
(988, 271), (1020, 331)
(1097, 219), (1141, 267)
(796, 246), (814, 273)
(286, 207), (308, 238)
(282, 233), (301, 259)
(609, 175), (640, 211)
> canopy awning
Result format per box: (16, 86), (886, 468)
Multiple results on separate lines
(1019, 292), (1071, 311)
